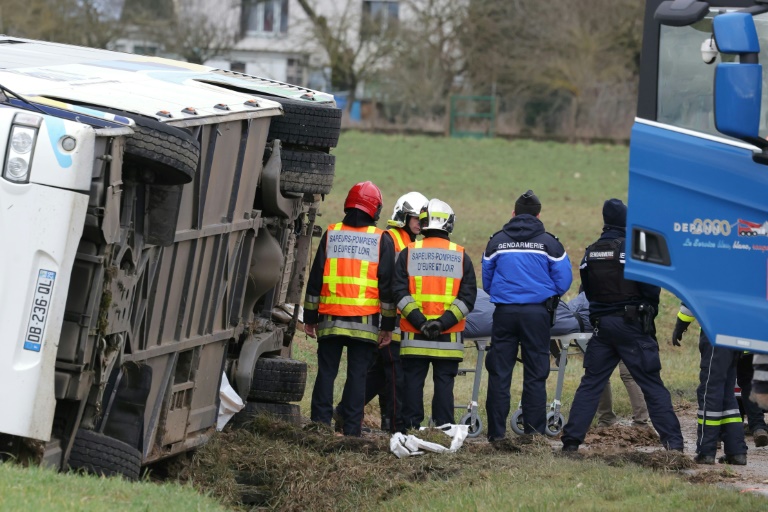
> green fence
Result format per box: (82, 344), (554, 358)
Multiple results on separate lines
(449, 95), (497, 138)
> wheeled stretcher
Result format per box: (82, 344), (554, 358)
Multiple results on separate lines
(457, 333), (591, 438)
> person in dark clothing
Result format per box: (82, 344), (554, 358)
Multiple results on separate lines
(482, 190), (573, 439)
(303, 181), (396, 437)
(737, 353), (768, 447)
(672, 307), (748, 464)
(752, 355), (768, 410)
(394, 198), (477, 428)
(335, 191), (429, 433)
(467, 287), (647, 428)
(561, 198), (683, 452)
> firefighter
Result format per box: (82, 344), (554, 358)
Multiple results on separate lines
(561, 198), (683, 452)
(335, 191), (429, 433)
(483, 189), (572, 439)
(303, 181), (396, 437)
(672, 307), (747, 464)
(394, 198), (477, 428)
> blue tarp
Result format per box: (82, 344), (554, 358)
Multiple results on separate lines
(464, 290), (592, 339)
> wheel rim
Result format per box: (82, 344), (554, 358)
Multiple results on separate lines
(545, 412), (564, 437)
(510, 410), (525, 435)
(460, 413), (483, 438)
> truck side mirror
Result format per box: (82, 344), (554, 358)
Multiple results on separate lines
(712, 12), (766, 148)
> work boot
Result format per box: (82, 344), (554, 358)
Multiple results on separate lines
(561, 442), (579, 452)
(333, 407), (344, 433)
(693, 453), (716, 465)
(753, 428), (768, 447)
(718, 453), (747, 465)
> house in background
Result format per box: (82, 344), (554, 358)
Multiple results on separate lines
(218, 0), (403, 95)
(113, 0), (403, 95)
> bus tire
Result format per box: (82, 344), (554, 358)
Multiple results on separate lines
(123, 121), (199, 185)
(67, 429), (141, 481)
(262, 96), (342, 149)
(248, 357), (307, 403)
(233, 401), (302, 427)
(279, 149), (335, 195)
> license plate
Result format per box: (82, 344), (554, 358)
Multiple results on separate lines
(24, 269), (56, 352)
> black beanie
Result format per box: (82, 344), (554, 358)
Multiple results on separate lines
(602, 198), (627, 228)
(514, 189), (541, 216)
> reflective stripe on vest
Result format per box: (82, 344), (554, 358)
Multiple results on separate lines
(320, 223), (384, 316)
(400, 331), (464, 359)
(388, 227), (411, 342)
(387, 227), (410, 253)
(318, 314), (379, 343)
(400, 238), (466, 334)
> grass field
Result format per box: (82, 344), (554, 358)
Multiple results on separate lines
(301, 131), (701, 423)
(0, 463), (225, 512)
(0, 132), (736, 511)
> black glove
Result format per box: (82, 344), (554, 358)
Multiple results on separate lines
(420, 320), (443, 340)
(671, 317), (690, 347)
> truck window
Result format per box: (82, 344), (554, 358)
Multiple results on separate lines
(626, 2), (768, 354)
(657, 12), (768, 138)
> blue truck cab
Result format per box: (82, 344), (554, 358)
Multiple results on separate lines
(628, 1), (768, 352)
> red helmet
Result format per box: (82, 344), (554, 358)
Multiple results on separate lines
(344, 181), (383, 220)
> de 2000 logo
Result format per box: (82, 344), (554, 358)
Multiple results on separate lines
(673, 219), (732, 236)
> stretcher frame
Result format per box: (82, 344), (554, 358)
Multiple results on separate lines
(457, 333), (591, 438)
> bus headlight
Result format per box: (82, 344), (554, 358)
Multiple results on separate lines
(4, 113), (42, 184)
(6, 157), (29, 180)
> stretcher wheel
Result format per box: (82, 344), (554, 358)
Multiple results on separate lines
(545, 411), (565, 437)
(510, 409), (526, 435)
(460, 413), (483, 438)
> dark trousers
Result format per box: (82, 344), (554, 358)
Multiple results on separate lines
(485, 303), (551, 438)
(561, 316), (683, 450)
(697, 332), (747, 456)
(402, 357), (459, 428)
(737, 352), (768, 432)
(310, 336), (377, 436)
(340, 342), (405, 432)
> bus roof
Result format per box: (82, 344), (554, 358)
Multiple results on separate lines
(0, 37), (334, 125)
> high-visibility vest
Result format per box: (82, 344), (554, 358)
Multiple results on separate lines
(385, 227), (411, 343)
(319, 223), (384, 317)
(385, 227), (411, 342)
(386, 227), (410, 253)
(399, 238), (467, 359)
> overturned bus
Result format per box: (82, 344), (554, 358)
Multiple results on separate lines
(0, 37), (340, 479)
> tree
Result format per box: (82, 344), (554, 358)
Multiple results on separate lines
(295, 0), (400, 106)
(121, 0), (238, 64)
(377, 0), (469, 122)
(171, 4), (239, 64)
(462, 0), (643, 138)
(0, 0), (124, 48)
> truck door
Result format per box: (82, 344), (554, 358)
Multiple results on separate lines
(626, 4), (768, 352)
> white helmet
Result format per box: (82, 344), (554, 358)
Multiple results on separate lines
(419, 198), (455, 234)
(387, 191), (429, 228)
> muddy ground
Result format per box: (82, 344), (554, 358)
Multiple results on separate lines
(569, 403), (768, 497)
(358, 401), (768, 498)
(164, 404), (768, 510)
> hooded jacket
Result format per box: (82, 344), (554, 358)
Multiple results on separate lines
(482, 214), (572, 304)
